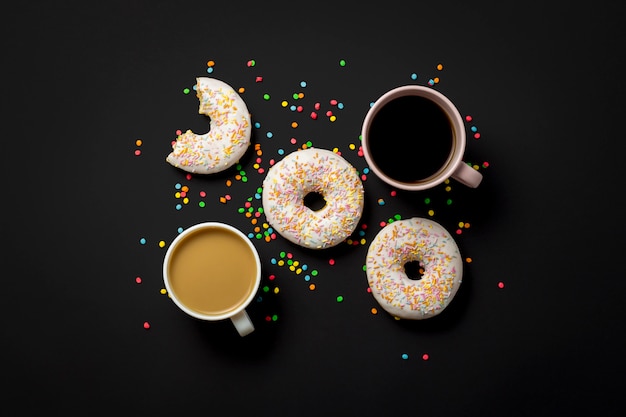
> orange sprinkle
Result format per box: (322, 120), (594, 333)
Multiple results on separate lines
(434, 77), (440, 83)
(291, 121), (298, 128)
(238, 87), (245, 93)
(135, 139), (142, 146)
(207, 60), (215, 67)
(371, 308), (378, 315)
(219, 196), (227, 203)
(466, 257), (473, 263)
(251, 218), (258, 225)
(309, 284), (316, 290)
(181, 185), (189, 192)
(235, 174), (242, 180)
(298, 92), (304, 99)
(436, 63), (443, 70)
(226, 179), (232, 186)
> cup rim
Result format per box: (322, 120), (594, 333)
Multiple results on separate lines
(361, 85), (466, 191)
(162, 221), (262, 321)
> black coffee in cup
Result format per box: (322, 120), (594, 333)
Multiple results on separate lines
(366, 95), (454, 183)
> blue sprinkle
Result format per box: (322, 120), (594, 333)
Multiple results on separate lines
(411, 73), (418, 80)
(174, 183), (182, 190)
(428, 79), (435, 86)
(254, 122), (261, 129)
(278, 148), (285, 155)
(363, 167), (370, 174)
(301, 264), (308, 271)
(139, 238), (147, 245)
(266, 131), (273, 138)
(401, 353), (409, 360)
(471, 126), (478, 132)
(207, 67), (214, 74)
(177, 227), (184, 233)
(369, 101), (375, 107)
(268, 227), (274, 234)
(175, 204), (182, 210)
(337, 102), (344, 109)
(304, 275), (311, 281)
(270, 258), (277, 264)
(359, 230), (366, 236)
(256, 296), (263, 302)
(248, 233), (255, 239)
(290, 105), (297, 111)
(254, 193), (261, 199)
(300, 81), (307, 87)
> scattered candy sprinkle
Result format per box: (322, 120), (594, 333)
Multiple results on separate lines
(498, 282), (505, 289)
(135, 277), (142, 284)
(336, 295), (344, 303)
(422, 353), (429, 361)
(401, 353), (409, 360)
(143, 322), (150, 330)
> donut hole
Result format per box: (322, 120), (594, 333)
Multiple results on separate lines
(404, 261), (425, 281)
(303, 191), (327, 211)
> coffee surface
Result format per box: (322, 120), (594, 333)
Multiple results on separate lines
(367, 95), (454, 183)
(168, 227), (258, 315)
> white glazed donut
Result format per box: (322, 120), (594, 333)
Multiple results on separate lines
(166, 77), (252, 174)
(366, 217), (463, 319)
(262, 148), (364, 249)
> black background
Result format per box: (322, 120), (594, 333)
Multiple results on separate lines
(4, 1), (626, 416)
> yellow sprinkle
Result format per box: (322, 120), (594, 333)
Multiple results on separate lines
(428, 209), (435, 216)
(360, 238), (366, 245)
(329, 115), (337, 122)
(349, 143), (356, 150)
(445, 186), (452, 192)
(158, 240), (166, 248)
(278, 260), (285, 266)
(174, 192), (181, 198)
(473, 164), (480, 170)
(263, 223), (269, 229)
(281, 100), (288, 107)
(296, 268), (302, 274)
(332, 147), (339, 153)
(160, 288), (167, 295)
(274, 287), (280, 294)
(182, 197), (189, 204)
(458, 221), (465, 228)
(444, 179), (450, 184)
(289, 265), (295, 271)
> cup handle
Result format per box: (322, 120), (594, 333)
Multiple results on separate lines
(451, 162), (483, 188)
(230, 309), (255, 337)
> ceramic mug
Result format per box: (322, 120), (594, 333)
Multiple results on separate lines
(361, 85), (482, 191)
(162, 222), (261, 336)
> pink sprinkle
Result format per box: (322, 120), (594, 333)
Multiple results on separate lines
(310, 111), (318, 120)
(258, 168), (265, 174)
(456, 229), (462, 235)
(498, 281), (505, 289)
(256, 157), (262, 163)
(135, 276), (142, 284)
(287, 252), (293, 259)
(297, 105), (303, 112)
(330, 99), (338, 106)
(269, 159), (275, 165)
(290, 138), (297, 144)
(361, 174), (367, 181)
(176, 129), (182, 135)
(314, 102), (321, 110)
(256, 76), (263, 82)
(329, 259), (335, 266)
(199, 191), (207, 197)
(422, 353), (429, 361)
(225, 194), (231, 200)
(326, 110), (333, 117)
(245, 201), (252, 208)
(474, 133), (481, 139)
(483, 161), (490, 168)
(366, 287), (372, 293)
(465, 115), (472, 122)
(179, 191), (187, 198)
(379, 221), (387, 227)
(134, 149), (141, 156)
(143, 322), (150, 329)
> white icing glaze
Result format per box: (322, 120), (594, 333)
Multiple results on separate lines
(366, 217), (463, 319)
(166, 77), (252, 174)
(262, 148), (364, 249)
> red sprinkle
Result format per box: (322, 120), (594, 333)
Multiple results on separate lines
(310, 111), (318, 120)
(465, 115), (472, 122)
(143, 322), (150, 329)
(390, 190), (397, 197)
(422, 353), (429, 361)
(256, 76), (263, 82)
(314, 102), (321, 110)
(135, 277), (142, 284)
(498, 282), (505, 289)
(474, 133), (481, 139)
(329, 259), (335, 266)
(330, 99), (338, 106)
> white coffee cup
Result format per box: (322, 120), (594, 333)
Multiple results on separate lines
(162, 222), (261, 336)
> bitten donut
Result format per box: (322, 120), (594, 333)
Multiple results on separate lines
(166, 77), (252, 174)
(366, 217), (463, 319)
(262, 148), (364, 249)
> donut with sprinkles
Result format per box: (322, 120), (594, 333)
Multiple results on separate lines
(366, 218), (463, 319)
(262, 148), (364, 249)
(166, 77), (251, 174)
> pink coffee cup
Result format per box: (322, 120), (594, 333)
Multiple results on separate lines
(361, 85), (482, 191)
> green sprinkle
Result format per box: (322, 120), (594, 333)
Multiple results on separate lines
(241, 176), (248, 183)
(257, 207), (264, 214)
(339, 59), (346, 67)
(362, 264), (367, 271)
(263, 286), (270, 293)
(424, 198), (431, 204)
(238, 208), (245, 213)
(183, 88), (190, 94)
(256, 187), (263, 193)
(447, 199), (453, 205)
(292, 93), (299, 100)
(336, 295), (344, 302)
(272, 314), (278, 321)
(256, 233), (262, 239)
(198, 201), (205, 208)
(263, 93), (271, 100)
(311, 270), (318, 277)
(280, 251), (286, 258)
(394, 214), (401, 220)
(306, 140), (313, 147)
